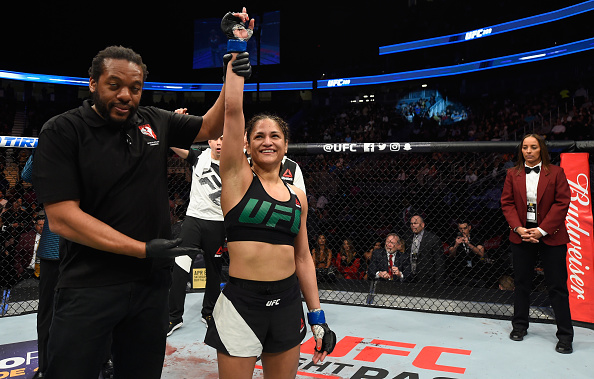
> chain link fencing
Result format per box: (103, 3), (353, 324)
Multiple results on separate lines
(1, 141), (590, 326)
(1, 147), (40, 316)
(291, 143), (557, 322)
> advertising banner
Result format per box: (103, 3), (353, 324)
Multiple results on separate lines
(560, 153), (594, 324)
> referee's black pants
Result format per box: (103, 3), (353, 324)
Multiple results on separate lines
(511, 241), (574, 343)
(45, 267), (171, 379)
(169, 216), (225, 321)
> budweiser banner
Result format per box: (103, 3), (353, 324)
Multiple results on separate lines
(560, 153), (594, 324)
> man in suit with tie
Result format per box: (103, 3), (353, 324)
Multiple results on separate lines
(368, 233), (406, 281)
(403, 215), (445, 285)
(501, 133), (573, 354)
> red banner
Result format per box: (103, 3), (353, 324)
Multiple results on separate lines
(560, 153), (594, 324)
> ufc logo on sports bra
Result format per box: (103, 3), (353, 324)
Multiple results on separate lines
(266, 299), (281, 306)
(239, 198), (300, 233)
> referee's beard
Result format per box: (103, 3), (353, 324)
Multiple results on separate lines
(91, 91), (138, 125)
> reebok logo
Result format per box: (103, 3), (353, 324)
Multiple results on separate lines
(214, 242), (228, 258)
(266, 299), (281, 306)
(282, 168), (293, 178)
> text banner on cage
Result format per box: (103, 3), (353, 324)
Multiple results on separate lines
(560, 152), (594, 324)
(0, 137), (37, 149)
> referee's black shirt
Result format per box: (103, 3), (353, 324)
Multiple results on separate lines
(33, 100), (203, 288)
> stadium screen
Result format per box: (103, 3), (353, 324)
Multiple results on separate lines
(193, 11), (280, 69)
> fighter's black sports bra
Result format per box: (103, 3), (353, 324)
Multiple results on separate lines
(224, 173), (301, 246)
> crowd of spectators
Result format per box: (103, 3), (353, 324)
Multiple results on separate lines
(1, 77), (591, 146)
(0, 85), (17, 136)
(293, 82), (593, 144)
(0, 187), (45, 293)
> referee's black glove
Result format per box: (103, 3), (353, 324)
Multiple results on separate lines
(223, 52), (252, 82)
(145, 238), (204, 259)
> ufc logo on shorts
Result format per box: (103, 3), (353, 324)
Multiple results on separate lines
(266, 299), (281, 306)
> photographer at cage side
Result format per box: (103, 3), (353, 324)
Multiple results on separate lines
(447, 221), (487, 287)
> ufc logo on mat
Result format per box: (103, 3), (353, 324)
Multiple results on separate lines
(266, 299), (281, 306)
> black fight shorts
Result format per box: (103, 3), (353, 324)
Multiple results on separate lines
(204, 273), (306, 357)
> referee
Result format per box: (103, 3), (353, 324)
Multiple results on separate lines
(32, 45), (245, 378)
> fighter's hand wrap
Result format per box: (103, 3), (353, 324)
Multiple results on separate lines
(221, 11), (253, 52)
(222, 52), (252, 82)
(145, 238), (204, 259)
(308, 309), (337, 354)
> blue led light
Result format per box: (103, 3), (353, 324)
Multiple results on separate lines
(379, 0), (594, 55)
(319, 37), (594, 88)
(0, 71), (311, 92)
(259, 82), (313, 91)
(2, 38), (593, 91)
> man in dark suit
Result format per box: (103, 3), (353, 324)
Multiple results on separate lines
(402, 215), (444, 284)
(13, 217), (44, 280)
(368, 233), (406, 281)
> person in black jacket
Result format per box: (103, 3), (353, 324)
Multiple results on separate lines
(402, 215), (445, 284)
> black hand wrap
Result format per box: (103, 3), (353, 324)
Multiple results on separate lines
(145, 238), (204, 259)
(223, 52), (252, 81)
(221, 11), (253, 53)
(221, 12), (245, 39)
(313, 324), (337, 354)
